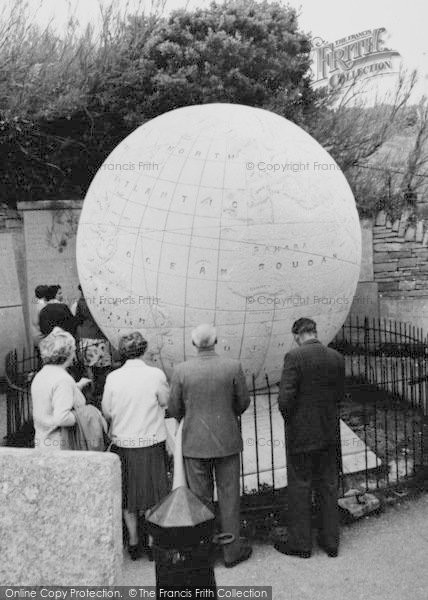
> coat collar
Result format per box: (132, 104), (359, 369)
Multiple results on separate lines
(124, 358), (147, 367)
(301, 338), (321, 346)
(195, 348), (218, 358)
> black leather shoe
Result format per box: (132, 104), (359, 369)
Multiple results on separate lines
(224, 546), (253, 568)
(273, 541), (311, 559)
(318, 542), (338, 558)
(128, 545), (142, 561)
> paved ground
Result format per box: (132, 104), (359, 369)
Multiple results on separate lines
(2, 391), (427, 598)
(119, 493), (428, 600)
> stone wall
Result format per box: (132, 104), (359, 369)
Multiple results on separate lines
(19, 200), (83, 326)
(0, 208), (27, 376)
(0, 447), (122, 585)
(372, 207), (428, 331)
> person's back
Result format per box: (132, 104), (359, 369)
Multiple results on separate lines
(101, 332), (169, 561)
(170, 352), (249, 458)
(281, 340), (344, 453)
(39, 302), (76, 336)
(102, 359), (168, 448)
(31, 328), (86, 450)
(168, 324), (252, 568)
(39, 285), (76, 337)
(276, 317), (344, 559)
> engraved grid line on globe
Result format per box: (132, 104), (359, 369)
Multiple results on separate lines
(153, 129), (212, 365)
(129, 131), (183, 365)
(80, 215), (359, 265)
(181, 130), (221, 359)
(126, 129), (204, 365)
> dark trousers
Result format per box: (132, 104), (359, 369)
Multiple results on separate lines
(286, 445), (339, 552)
(184, 454), (242, 563)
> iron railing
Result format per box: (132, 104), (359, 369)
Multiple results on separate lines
(4, 317), (428, 508)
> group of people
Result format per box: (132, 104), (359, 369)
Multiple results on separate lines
(31, 283), (112, 403)
(30, 316), (345, 567)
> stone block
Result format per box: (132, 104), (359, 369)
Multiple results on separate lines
(373, 232), (400, 239)
(372, 252), (390, 262)
(378, 281), (400, 291)
(375, 211), (387, 226)
(392, 219), (400, 232)
(386, 219), (392, 229)
(404, 289), (428, 296)
(378, 291), (403, 297)
(423, 231), (428, 247)
(404, 226), (416, 241)
(399, 280), (417, 291)
(416, 200), (428, 219)
(403, 243), (425, 251)
(393, 251), (413, 259)
(416, 221), (424, 243)
(374, 251), (411, 261)
(398, 257), (418, 268)
(374, 274), (399, 280)
(398, 217), (408, 237)
(373, 262), (398, 272)
(373, 242), (404, 252)
(0, 448), (123, 585)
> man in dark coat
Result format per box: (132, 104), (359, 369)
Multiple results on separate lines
(275, 317), (345, 559)
(168, 323), (252, 568)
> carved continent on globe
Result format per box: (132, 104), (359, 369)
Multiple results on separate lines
(76, 103), (361, 384)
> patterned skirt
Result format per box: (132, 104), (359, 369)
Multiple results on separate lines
(78, 338), (112, 368)
(110, 442), (169, 513)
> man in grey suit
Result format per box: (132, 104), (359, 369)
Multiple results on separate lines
(168, 324), (252, 568)
(275, 317), (345, 559)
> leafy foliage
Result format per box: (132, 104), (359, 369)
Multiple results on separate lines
(304, 72), (428, 218)
(0, 0), (314, 208)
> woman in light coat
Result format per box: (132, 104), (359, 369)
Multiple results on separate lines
(102, 332), (170, 560)
(31, 327), (90, 450)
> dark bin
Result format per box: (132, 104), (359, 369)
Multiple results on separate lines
(146, 486), (232, 596)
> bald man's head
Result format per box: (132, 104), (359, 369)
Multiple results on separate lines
(191, 323), (217, 349)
